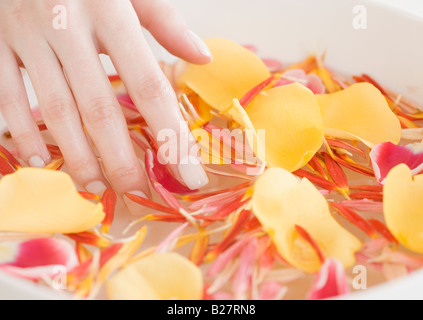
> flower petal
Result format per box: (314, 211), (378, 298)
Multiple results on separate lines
(177, 37), (271, 112)
(252, 168), (362, 273)
(106, 252), (203, 300)
(317, 83), (401, 147)
(370, 142), (423, 184)
(0, 168), (104, 233)
(246, 83), (324, 171)
(0, 237), (78, 280)
(383, 164), (423, 253)
(307, 258), (350, 300)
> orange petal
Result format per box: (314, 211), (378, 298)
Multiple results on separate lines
(317, 83), (401, 147)
(0, 168), (104, 233)
(246, 83), (324, 171)
(252, 168), (361, 273)
(383, 164), (423, 253)
(177, 37), (271, 112)
(106, 252), (203, 300)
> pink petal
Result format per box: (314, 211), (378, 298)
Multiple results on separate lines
(306, 74), (326, 94)
(258, 282), (287, 300)
(274, 69), (325, 94)
(155, 222), (189, 253)
(370, 142), (423, 184)
(341, 199), (384, 213)
(262, 58), (283, 73)
(116, 94), (138, 113)
(31, 106), (43, 122)
(207, 237), (251, 277)
(145, 148), (196, 195)
(208, 291), (234, 300)
(308, 258), (350, 300)
(231, 238), (257, 298)
(242, 44), (257, 53)
(188, 190), (245, 212)
(0, 238), (78, 280)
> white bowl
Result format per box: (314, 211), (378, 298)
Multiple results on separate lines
(1, 0), (423, 300)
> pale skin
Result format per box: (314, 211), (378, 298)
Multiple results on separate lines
(0, 0), (211, 197)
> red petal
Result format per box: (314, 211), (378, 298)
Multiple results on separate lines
(295, 225), (325, 264)
(239, 75), (275, 108)
(0, 145), (21, 169)
(101, 188), (117, 234)
(324, 153), (349, 195)
(0, 238), (78, 280)
(206, 210), (251, 261)
(330, 203), (378, 238)
(145, 148), (196, 195)
(116, 94), (138, 113)
(368, 219), (399, 244)
(308, 258), (350, 300)
(294, 169), (337, 191)
(124, 192), (180, 215)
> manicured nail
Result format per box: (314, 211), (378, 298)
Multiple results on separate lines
(187, 30), (212, 58)
(85, 181), (107, 196)
(29, 155), (46, 168)
(126, 190), (149, 199)
(178, 155), (209, 190)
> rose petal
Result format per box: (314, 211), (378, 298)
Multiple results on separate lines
(177, 38), (271, 112)
(252, 168), (362, 273)
(0, 237), (78, 280)
(0, 168), (104, 233)
(308, 258), (350, 300)
(317, 83), (401, 147)
(383, 164), (423, 253)
(106, 252), (203, 300)
(370, 142), (423, 184)
(246, 84), (324, 171)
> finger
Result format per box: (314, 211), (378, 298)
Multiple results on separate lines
(16, 40), (108, 196)
(0, 41), (50, 167)
(51, 35), (150, 197)
(131, 0), (212, 64)
(96, 4), (209, 190)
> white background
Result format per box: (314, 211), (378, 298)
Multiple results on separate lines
(378, 0), (423, 17)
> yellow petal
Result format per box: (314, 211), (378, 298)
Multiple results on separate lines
(177, 37), (271, 111)
(106, 252), (203, 300)
(0, 168), (104, 233)
(317, 83), (401, 147)
(383, 164), (423, 253)
(252, 168), (362, 273)
(245, 83), (324, 171)
(222, 99), (266, 163)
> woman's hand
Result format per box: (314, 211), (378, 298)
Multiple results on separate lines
(0, 0), (211, 197)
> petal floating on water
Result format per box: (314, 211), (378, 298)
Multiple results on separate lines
(307, 258), (350, 300)
(370, 142), (423, 184)
(246, 84), (324, 171)
(177, 37), (271, 112)
(317, 83), (401, 147)
(383, 164), (423, 253)
(0, 168), (104, 234)
(252, 168), (361, 273)
(106, 252), (203, 300)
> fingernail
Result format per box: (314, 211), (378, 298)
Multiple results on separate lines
(29, 155), (46, 168)
(85, 181), (107, 196)
(187, 30), (212, 58)
(178, 155), (209, 190)
(126, 190), (149, 200)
